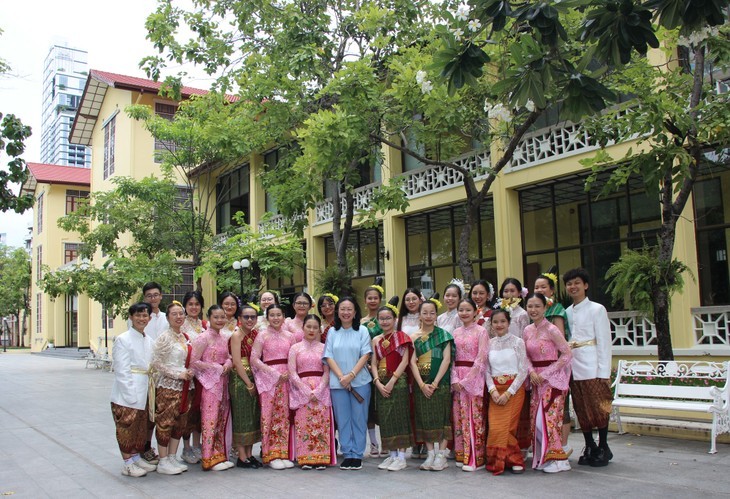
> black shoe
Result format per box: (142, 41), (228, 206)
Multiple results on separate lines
(237, 458), (254, 468)
(349, 459), (362, 470)
(578, 445), (597, 466)
(590, 444), (613, 467)
(340, 458), (353, 470)
(249, 456), (263, 468)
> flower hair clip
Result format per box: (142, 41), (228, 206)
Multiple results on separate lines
(521, 287), (529, 298)
(248, 302), (261, 313)
(385, 303), (399, 316)
(496, 297), (520, 312)
(171, 300), (183, 307)
(429, 297), (442, 309)
(369, 284), (385, 296)
(449, 278), (465, 296)
(323, 292), (339, 304)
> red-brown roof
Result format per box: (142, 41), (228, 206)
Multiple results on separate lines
(89, 69), (236, 101)
(22, 163), (91, 194)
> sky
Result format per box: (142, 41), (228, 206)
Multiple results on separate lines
(0, 0), (212, 249)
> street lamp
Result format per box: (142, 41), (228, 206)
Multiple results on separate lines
(232, 258), (251, 299)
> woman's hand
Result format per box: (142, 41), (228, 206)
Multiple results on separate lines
(278, 373), (289, 385)
(490, 390), (501, 404)
(339, 372), (353, 389)
(530, 371), (543, 385)
(422, 383), (436, 398)
(497, 393), (510, 406)
(376, 380), (390, 398)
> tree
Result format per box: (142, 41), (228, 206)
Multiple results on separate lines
(581, 20), (730, 360)
(0, 244), (31, 346)
(142, 0), (424, 287)
(126, 93), (249, 291)
(0, 28), (34, 213)
(39, 175), (184, 342)
(196, 212), (306, 297)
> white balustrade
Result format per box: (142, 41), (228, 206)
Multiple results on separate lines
(608, 311), (657, 349)
(314, 183), (377, 225)
(401, 150), (491, 199)
(509, 120), (598, 171)
(692, 306), (730, 347)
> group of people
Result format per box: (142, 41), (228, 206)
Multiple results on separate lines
(110, 267), (614, 478)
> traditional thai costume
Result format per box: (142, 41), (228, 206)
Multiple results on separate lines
(191, 327), (232, 470)
(288, 338), (334, 466)
(284, 316), (305, 343)
(321, 320), (335, 344)
(485, 333), (528, 475)
(110, 328), (153, 456)
(451, 323), (489, 468)
(523, 318), (572, 469)
(151, 327), (194, 449)
(372, 330), (414, 450)
(251, 325), (295, 463)
(436, 309), (462, 334)
(566, 298), (613, 432)
(229, 328), (262, 449)
(180, 317), (205, 439)
(412, 327), (454, 443)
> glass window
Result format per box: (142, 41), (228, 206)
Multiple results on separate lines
(324, 226), (384, 278)
(520, 185), (555, 252)
(103, 115), (115, 179)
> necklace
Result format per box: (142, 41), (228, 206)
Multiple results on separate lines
(381, 331), (395, 349)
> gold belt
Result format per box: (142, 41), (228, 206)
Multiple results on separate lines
(240, 357), (252, 375)
(377, 367), (392, 382)
(131, 367), (156, 422)
(417, 362), (431, 377)
(493, 374), (516, 385)
(569, 339), (597, 349)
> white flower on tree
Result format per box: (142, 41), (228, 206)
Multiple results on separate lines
(467, 19), (482, 31)
(454, 3), (470, 22)
(415, 70), (428, 85)
(451, 27), (464, 40)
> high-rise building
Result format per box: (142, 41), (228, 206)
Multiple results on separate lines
(40, 45), (91, 168)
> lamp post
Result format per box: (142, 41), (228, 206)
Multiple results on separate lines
(232, 258), (251, 299)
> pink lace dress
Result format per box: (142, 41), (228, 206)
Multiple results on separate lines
(284, 316), (305, 343)
(451, 322), (490, 468)
(288, 338), (334, 466)
(251, 325), (295, 463)
(191, 328), (232, 470)
(523, 318), (572, 468)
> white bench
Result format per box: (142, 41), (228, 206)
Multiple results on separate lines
(612, 360), (730, 453)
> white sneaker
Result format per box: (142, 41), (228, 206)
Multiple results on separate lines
(121, 462), (147, 477)
(420, 451), (435, 470)
(387, 457), (407, 471)
(182, 448), (200, 464)
(442, 447), (454, 460)
(543, 460), (561, 473)
(369, 443), (380, 458)
(282, 459), (295, 469)
(378, 456), (395, 470)
(431, 452), (448, 471)
(269, 459), (286, 470)
(455, 461), (464, 468)
(211, 460), (234, 471)
(193, 447), (203, 460)
(558, 459), (572, 472)
(134, 458), (157, 472)
(157, 456), (183, 475)
(170, 455), (188, 472)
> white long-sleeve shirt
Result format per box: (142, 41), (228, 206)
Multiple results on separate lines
(110, 328), (153, 410)
(566, 298), (612, 380)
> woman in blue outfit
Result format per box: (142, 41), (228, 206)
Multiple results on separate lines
(323, 296), (372, 470)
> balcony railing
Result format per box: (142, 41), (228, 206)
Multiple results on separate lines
(692, 306), (730, 347)
(401, 149), (491, 199)
(608, 311), (657, 350)
(314, 183), (377, 225)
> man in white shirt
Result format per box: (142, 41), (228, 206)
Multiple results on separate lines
(142, 282), (168, 341)
(564, 268), (614, 468)
(111, 302), (157, 477)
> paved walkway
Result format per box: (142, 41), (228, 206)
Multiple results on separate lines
(1, 353), (728, 498)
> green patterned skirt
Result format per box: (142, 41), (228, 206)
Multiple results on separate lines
(375, 375), (414, 450)
(413, 369), (452, 443)
(229, 372), (262, 446)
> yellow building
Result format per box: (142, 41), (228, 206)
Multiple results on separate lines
(27, 68), (730, 360)
(21, 162), (91, 350)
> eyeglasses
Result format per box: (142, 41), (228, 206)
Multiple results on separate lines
(294, 302), (311, 306)
(241, 315), (258, 320)
(144, 293), (162, 299)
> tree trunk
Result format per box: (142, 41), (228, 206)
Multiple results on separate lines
(457, 198), (480, 284)
(330, 180), (354, 296)
(653, 285), (674, 361)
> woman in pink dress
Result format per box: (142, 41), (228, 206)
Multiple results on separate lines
(523, 293), (573, 473)
(284, 292), (313, 342)
(251, 303), (296, 469)
(451, 298), (490, 472)
(288, 315), (334, 469)
(190, 305), (234, 471)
